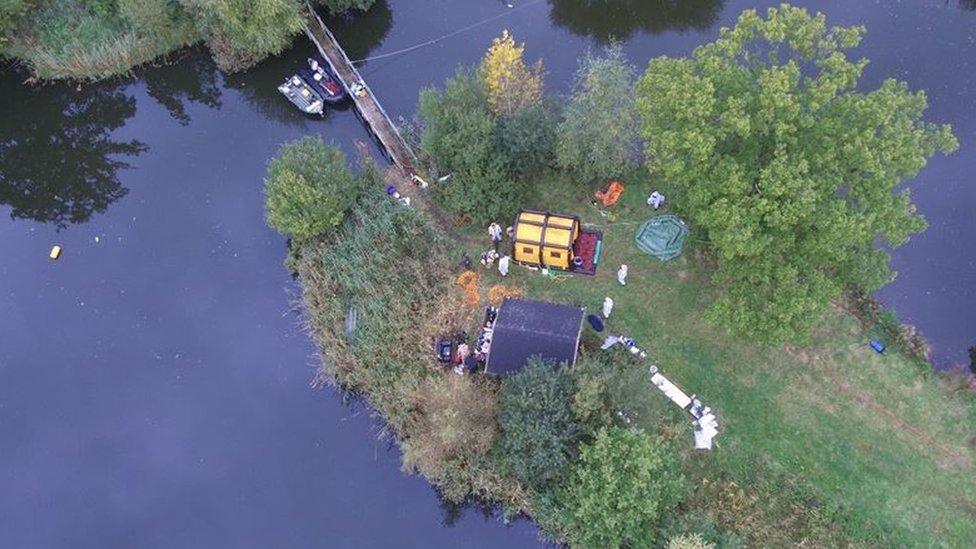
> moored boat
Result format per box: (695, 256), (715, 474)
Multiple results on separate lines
(277, 73), (324, 116)
(307, 57), (347, 104)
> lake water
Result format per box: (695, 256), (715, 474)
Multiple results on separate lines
(1, 1), (974, 547)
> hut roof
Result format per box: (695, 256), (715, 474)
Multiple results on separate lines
(486, 298), (584, 375)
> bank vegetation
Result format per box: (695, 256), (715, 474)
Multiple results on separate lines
(0, 0), (375, 80)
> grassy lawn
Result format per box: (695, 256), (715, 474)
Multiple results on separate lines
(456, 172), (976, 546)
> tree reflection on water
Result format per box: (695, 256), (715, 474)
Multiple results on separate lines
(0, 71), (145, 228)
(142, 47), (223, 126)
(549, 0), (724, 43)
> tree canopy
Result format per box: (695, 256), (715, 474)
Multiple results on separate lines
(264, 136), (359, 241)
(184, 0), (304, 72)
(418, 67), (537, 223)
(481, 29), (544, 117)
(635, 4), (957, 343)
(556, 42), (639, 183)
(558, 427), (683, 549)
(493, 359), (582, 492)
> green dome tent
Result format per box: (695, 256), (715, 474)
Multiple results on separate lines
(635, 215), (689, 261)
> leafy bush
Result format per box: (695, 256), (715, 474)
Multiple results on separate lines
(4, 0), (198, 80)
(264, 136), (359, 241)
(295, 187), (456, 409)
(81, 0), (117, 17)
(558, 427), (683, 548)
(493, 359), (583, 492)
(419, 67), (526, 224)
(290, 180), (518, 506)
(182, 0), (303, 72)
(556, 42), (639, 183)
(496, 100), (558, 179)
(117, 0), (186, 36)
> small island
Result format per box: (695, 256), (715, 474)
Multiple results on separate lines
(263, 6), (975, 548)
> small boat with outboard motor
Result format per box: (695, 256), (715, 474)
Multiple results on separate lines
(307, 57), (347, 104)
(277, 71), (324, 116)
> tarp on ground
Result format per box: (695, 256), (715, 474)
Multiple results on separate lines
(635, 215), (689, 261)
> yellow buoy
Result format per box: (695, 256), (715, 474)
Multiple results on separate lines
(50, 245), (62, 260)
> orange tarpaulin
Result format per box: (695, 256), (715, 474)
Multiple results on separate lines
(595, 181), (625, 207)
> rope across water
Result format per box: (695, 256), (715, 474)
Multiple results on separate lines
(350, 0), (547, 64)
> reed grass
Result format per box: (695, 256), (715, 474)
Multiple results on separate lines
(5, 0), (199, 81)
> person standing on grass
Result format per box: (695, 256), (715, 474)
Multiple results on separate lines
(488, 222), (503, 250)
(602, 296), (614, 318)
(647, 191), (665, 210)
(498, 255), (510, 277)
(617, 264), (628, 285)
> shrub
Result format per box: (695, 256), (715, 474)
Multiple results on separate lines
(493, 359), (582, 492)
(572, 352), (674, 434)
(5, 0), (198, 80)
(292, 179), (459, 426)
(419, 67), (524, 224)
(402, 373), (499, 501)
(264, 136), (359, 241)
(496, 100), (558, 179)
(182, 0), (304, 72)
(556, 42), (639, 183)
(81, 0), (117, 18)
(118, 0), (186, 36)
(480, 29), (544, 117)
(558, 427), (683, 548)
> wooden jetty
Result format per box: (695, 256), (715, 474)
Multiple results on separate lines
(303, 6), (418, 177)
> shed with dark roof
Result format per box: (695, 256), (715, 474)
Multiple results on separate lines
(485, 298), (584, 376)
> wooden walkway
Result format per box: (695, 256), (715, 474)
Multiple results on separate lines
(303, 7), (418, 177)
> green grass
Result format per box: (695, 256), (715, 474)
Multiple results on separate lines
(459, 172), (976, 546)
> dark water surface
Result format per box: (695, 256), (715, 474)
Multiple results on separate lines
(1, 1), (974, 547)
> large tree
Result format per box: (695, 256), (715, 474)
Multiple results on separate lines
(556, 42), (639, 183)
(480, 29), (544, 117)
(493, 359), (582, 492)
(418, 67), (527, 224)
(635, 4), (957, 343)
(558, 427), (683, 548)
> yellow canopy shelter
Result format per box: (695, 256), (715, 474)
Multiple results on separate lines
(512, 209), (580, 270)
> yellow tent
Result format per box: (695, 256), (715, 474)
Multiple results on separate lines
(512, 209), (580, 270)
